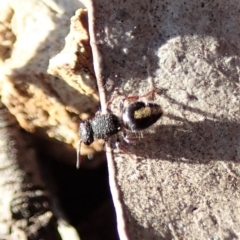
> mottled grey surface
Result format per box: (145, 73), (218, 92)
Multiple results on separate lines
(87, 0), (240, 239)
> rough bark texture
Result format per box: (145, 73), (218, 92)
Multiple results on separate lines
(0, 102), (74, 240)
(87, 0), (240, 239)
(0, 1), (118, 240)
(0, 0), (101, 161)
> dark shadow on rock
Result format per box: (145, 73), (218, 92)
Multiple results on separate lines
(93, 0), (240, 90)
(118, 119), (239, 164)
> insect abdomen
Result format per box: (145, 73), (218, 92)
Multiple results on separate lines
(122, 102), (162, 131)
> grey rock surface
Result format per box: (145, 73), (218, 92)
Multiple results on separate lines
(87, 0), (240, 239)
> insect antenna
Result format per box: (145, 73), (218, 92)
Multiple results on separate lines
(76, 140), (82, 169)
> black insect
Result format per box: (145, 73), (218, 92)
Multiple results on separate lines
(77, 91), (163, 168)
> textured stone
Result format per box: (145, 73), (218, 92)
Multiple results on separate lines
(87, 0), (240, 239)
